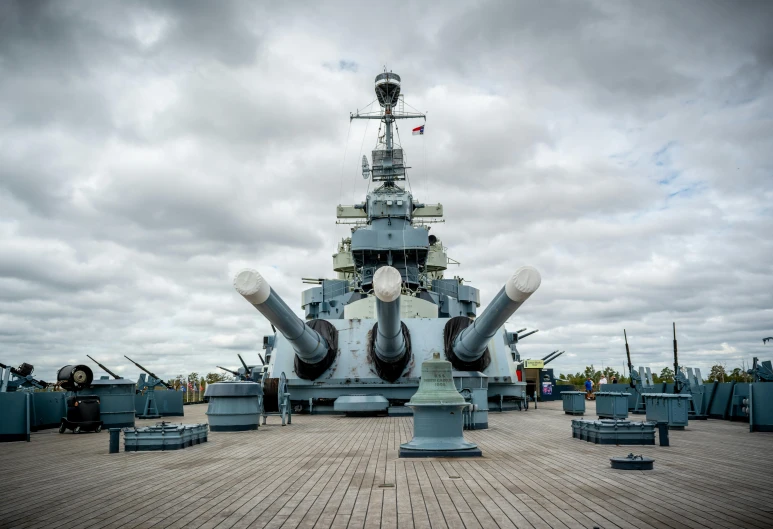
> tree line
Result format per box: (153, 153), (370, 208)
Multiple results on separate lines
(557, 363), (755, 387)
(167, 371), (232, 390)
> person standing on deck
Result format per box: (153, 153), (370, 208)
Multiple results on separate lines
(599, 374), (608, 388)
(584, 377), (593, 399)
(611, 375), (618, 384)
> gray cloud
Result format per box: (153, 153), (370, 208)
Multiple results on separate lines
(0, 0), (771, 382)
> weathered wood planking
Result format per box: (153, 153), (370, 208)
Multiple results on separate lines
(0, 400), (770, 529)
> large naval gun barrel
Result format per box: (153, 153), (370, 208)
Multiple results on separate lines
(371, 266), (411, 381)
(234, 269), (337, 380)
(447, 266), (541, 371)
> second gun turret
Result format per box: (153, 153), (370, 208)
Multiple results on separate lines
(445, 266), (541, 371)
(234, 269), (338, 380)
(370, 266), (411, 381)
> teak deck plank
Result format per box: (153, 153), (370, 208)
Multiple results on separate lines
(0, 400), (771, 529)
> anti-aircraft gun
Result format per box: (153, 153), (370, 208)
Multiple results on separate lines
(619, 330), (656, 413)
(124, 355), (173, 419)
(0, 362), (51, 392)
(218, 353), (265, 382)
(671, 323), (707, 419)
(124, 355), (172, 389)
(218, 366), (240, 377)
(86, 355), (122, 380)
(747, 357), (773, 383)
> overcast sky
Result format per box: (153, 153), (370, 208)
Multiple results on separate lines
(1, 0), (771, 383)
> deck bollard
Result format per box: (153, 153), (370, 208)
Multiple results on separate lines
(657, 422), (669, 446)
(109, 428), (121, 453)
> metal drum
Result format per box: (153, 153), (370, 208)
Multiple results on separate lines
(204, 382), (262, 432)
(88, 379), (137, 428)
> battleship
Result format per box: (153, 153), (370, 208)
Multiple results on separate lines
(1, 72), (772, 529)
(234, 72), (542, 415)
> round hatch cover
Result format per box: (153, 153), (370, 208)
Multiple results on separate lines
(610, 454), (654, 470)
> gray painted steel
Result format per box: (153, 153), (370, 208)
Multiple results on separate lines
(30, 392), (65, 430)
(453, 286), (526, 363)
(0, 392), (31, 442)
(235, 72), (539, 412)
(561, 391), (586, 415)
(109, 428), (120, 453)
(134, 389), (184, 417)
(453, 372), (489, 429)
(399, 355), (481, 457)
(123, 423), (208, 451)
(610, 454), (654, 470)
(374, 296), (405, 363)
(205, 382), (261, 432)
(88, 379), (136, 428)
(708, 382), (736, 418)
(595, 392), (630, 419)
(748, 383), (773, 432)
(643, 393), (690, 428)
(333, 395), (389, 413)
(251, 288), (329, 366)
(399, 403), (481, 457)
(572, 419), (656, 445)
(270, 318), (525, 403)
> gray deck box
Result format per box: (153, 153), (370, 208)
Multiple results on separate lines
(643, 393), (690, 428)
(562, 391), (586, 415)
(595, 392), (630, 419)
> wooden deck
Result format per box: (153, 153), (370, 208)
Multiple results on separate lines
(0, 400), (771, 529)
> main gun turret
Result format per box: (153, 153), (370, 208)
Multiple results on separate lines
(446, 266), (541, 371)
(234, 269), (338, 380)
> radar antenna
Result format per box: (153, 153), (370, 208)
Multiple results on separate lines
(362, 155), (370, 179)
(350, 72), (425, 186)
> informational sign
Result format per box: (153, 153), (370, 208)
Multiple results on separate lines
(523, 359), (545, 369)
(542, 382), (553, 396)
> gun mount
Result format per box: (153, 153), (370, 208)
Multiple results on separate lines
(543, 351), (565, 365)
(747, 357), (773, 383)
(0, 362), (50, 391)
(234, 269), (337, 380)
(517, 329), (539, 340)
(218, 366), (240, 377)
(123, 355), (172, 389)
(86, 355), (122, 380)
(447, 266), (541, 371)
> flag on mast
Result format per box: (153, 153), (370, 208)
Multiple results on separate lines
(412, 125), (424, 136)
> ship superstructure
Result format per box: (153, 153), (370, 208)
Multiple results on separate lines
(234, 72), (542, 413)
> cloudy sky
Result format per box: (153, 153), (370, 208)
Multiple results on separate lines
(1, 0), (771, 383)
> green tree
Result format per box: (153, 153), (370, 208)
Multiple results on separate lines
(707, 364), (727, 382)
(205, 372), (230, 384)
(727, 367), (746, 383)
(659, 367), (675, 383)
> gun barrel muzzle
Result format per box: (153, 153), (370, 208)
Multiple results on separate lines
(373, 266), (406, 363)
(234, 269), (330, 366)
(453, 266), (541, 363)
